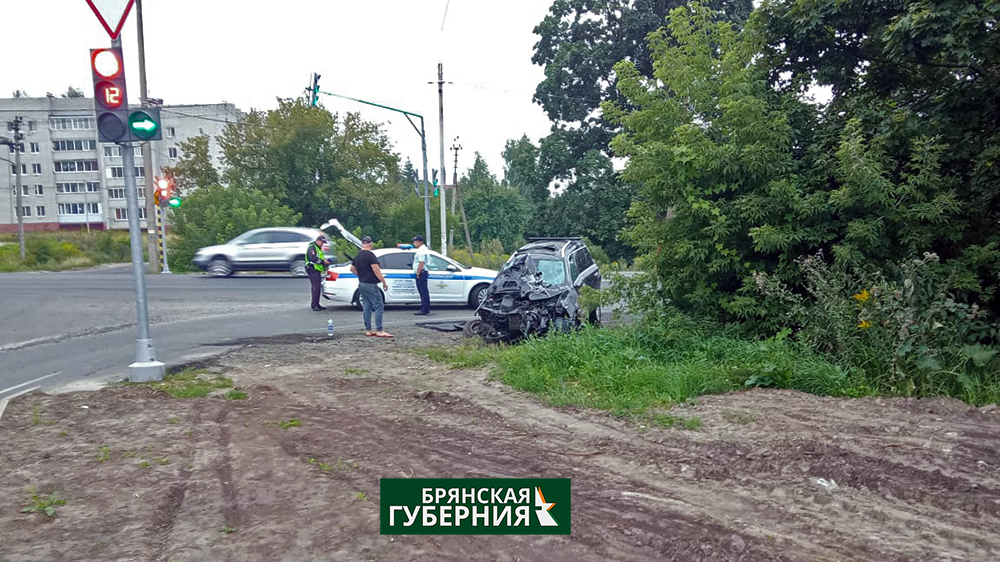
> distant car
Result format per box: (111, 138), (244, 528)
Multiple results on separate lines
(192, 227), (327, 277)
(322, 247), (498, 309)
(467, 237), (601, 343)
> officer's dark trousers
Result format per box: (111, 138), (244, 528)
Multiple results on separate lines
(308, 268), (322, 308)
(416, 270), (430, 314)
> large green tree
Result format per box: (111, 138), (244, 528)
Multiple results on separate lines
(218, 99), (401, 231)
(163, 134), (219, 192)
(461, 154), (531, 252)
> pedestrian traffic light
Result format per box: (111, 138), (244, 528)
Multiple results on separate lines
(91, 47), (129, 143)
(155, 176), (181, 207)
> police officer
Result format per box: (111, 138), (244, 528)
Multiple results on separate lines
(306, 234), (332, 311)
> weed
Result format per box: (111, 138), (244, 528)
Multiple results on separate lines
(168, 418), (180, 424)
(683, 417), (703, 431)
(44, 419), (57, 426)
(97, 445), (111, 463)
(145, 444), (153, 452)
(315, 458), (359, 472)
(414, 344), (505, 368)
(218, 527), (236, 534)
(121, 451), (138, 458)
(343, 368), (369, 376)
(355, 492), (368, 501)
(305, 458), (316, 464)
(32, 406), (40, 426)
(130, 368), (234, 398)
(139, 461), (151, 469)
(21, 488), (66, 518)
(59, 430), (68, 437)
(154, 457), (170, 465)
(225, 389), (248, 400)
(278, 419), (301, 430)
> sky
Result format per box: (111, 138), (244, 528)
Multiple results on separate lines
(2, 0), (556, 183)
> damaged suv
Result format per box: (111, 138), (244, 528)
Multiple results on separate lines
(468, 238), (601, 343)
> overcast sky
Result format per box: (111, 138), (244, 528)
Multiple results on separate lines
(2, 0), (555, 182)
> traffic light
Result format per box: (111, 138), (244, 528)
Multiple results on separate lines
(155, 177), (181, 208)
(90, 47), (163, 142)
(91, 47), (129, 143)
(432, 169), (439, 197)
(311, 73), (321, 107)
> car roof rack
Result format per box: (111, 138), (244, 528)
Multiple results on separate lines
(526, 237), (582, 241)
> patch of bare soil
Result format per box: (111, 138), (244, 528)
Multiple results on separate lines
(1, 328), (998, 562)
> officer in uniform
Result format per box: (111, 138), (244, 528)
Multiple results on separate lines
(306, 234), (332, 311)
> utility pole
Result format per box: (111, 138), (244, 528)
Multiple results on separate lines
(435, 63), (449, 256)
(136, 0), (160, 273)
(451, 138), (472, 254)
(2, 118), (27, 260)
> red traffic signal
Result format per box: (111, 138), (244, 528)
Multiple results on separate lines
(90, 47), (129, 142)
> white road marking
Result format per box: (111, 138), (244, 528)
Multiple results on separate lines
(0, 386), (40, 421)
(0, 371), (62, 397)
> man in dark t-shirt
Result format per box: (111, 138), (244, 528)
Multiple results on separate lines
(351, 236), (392, 337)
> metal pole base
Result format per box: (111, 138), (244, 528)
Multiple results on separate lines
(128, 338), (165, 382)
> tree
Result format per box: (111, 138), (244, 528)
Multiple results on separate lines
(218, 98), (401, 231)
(461, 154), (531, 252)
(168, 185), (300, 271)
(163, 135), (219, 192)
(502, 135), (546, 205)
(61, 86), (85, 98)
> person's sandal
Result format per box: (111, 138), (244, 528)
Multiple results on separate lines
(375, 331), (394, 338)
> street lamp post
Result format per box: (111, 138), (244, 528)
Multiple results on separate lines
(0, 122), (26, 260)
(316, 90), (432, 248)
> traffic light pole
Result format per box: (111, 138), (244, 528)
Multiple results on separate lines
(11, 118), (25, 261)
(317, 90), (431, 247)
(135, 0), (160, 274)
(112, 36), (164, 383)
(159, 199), (171, 273)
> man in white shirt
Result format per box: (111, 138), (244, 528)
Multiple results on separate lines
(412, 235), (431, 315)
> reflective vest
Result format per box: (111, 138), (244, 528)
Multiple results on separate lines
(307, 243), (326, 272)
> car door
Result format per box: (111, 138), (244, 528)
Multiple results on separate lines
(232, 231), (277, 266)
(271, 230), (311, 266)
(378, 251), (418, 303)
(570, 248), (601, 290)
(426, 253), (464, 302)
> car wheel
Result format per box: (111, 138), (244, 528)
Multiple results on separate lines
(207, 257), (233, 277)
(462, 318), (489, 339)
(468, 284), (490, 308)
(290, 258), (307, 277)
(352, 288), (386, 310)
(588, 305), (602, 327)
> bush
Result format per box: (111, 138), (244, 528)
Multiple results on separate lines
(0, 231), (135, 272)
(755, 252), (1000, 404)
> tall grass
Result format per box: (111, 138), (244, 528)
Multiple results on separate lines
(0, 231), (137, 272)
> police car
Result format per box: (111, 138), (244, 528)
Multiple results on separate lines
(317, 220), (498, 309)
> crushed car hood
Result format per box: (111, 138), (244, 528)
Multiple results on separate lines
(477, 253), (579, 343)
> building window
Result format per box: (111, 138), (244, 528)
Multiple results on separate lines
(54, 160), (99, 173)
(20, 185), (29, 196)
(137, 187), (146, 199)
(113, 207), (145, 221)
(28, 121), (37, 132)
(53, 140), (97, 152)
(106, 166), (145, 179)
(36, 206), (45, 217)
(30, 142), (39, 154)
(166, 127), (176, 138)
(21, 206), (31, 217)
(32, 163), (42, 175)
(102, 146), (142, 157)
(10, 164), (27, 175)
(168, 147), (178, 159)
(87, 181), (101, 192)
(59, 203), (100, 216)
(34, 185), (43, 195)
(107, 188), (125, 199)
(49, 118), (93, 130)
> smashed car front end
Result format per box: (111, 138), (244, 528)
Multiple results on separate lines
(476, 254), (580, 343)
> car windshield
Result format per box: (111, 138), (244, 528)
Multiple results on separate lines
(533, 258), (567, 286)
(228, 231), (253, 244)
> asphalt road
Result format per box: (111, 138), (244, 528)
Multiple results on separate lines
(0, 266), (476, 401)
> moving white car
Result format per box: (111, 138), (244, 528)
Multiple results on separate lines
(321, 246), (498, 309)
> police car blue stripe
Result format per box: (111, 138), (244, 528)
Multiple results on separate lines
(334, 273), (494, 281)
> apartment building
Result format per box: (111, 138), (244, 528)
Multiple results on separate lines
(1, 97), (241, 233)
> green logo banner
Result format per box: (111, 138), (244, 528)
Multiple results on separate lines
(380, 478), (571, 535)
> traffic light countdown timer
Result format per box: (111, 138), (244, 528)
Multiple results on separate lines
(90, 47), (162, 143)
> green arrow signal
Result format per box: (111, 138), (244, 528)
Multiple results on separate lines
(128, 110), (160, 140)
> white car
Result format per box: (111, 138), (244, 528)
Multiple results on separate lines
(322, 247), (498, 309)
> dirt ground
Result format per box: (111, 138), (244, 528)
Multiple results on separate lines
(1, 327), (999, 562)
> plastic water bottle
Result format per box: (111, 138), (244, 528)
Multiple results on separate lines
(327, 319), (334, 337)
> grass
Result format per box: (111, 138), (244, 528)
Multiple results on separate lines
(132, 368), (234, 398)
(97, 445), (111, 463)
(21, 488), (66, 518)
(278, 419), (301, 429)
(413, 344), (506, 369)
(225, 389), (248, 400)
(0, 231), (136, 272)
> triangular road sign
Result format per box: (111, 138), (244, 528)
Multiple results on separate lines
(85, 0), (136, 40)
